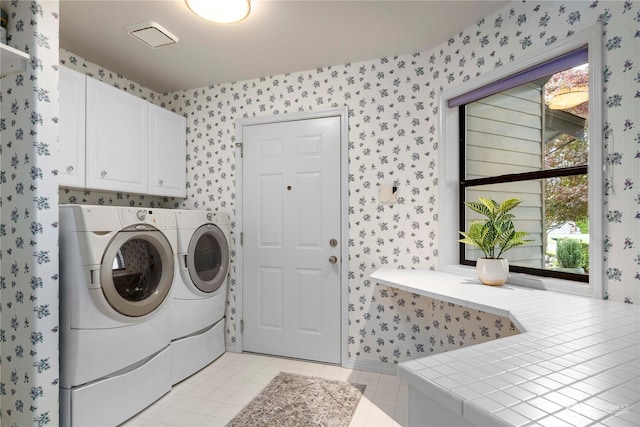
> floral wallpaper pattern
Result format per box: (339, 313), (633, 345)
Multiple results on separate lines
(0, 2), (59, 425)
(163, 0), (638, 367)
(62, 0), (638, 367)
(1, 1), (636, 423)
(56, 24), (524, 365)
(351, 288), (520, 362)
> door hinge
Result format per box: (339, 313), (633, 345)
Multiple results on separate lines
(236, 142), (243, 158)
(240, 319), (244, 333)
(240, 231), (244, 246)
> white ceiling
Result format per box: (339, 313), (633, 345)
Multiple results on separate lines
(60, 0), (508, 94)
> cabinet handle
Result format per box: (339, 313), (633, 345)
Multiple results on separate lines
(158, 179), (164, 186)
(66, 165), (74, 173)
(101, 170), (107, 177)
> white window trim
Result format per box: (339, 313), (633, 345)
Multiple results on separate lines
(438, 24), (604, 299)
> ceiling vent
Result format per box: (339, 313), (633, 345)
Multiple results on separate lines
(127, 22), (179, 48)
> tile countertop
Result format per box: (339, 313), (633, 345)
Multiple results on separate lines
(370, 268), (640, 426)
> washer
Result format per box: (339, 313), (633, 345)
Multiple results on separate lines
(59, 205), (177, 427)
(171, 209), (230, 384)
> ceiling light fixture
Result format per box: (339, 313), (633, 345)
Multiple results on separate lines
(185, 0), (251, 24)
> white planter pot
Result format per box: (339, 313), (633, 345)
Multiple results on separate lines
(476, 258), (509, 286)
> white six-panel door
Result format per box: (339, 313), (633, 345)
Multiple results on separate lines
(242, 116), (341, 363)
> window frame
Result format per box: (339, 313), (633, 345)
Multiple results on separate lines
(459, 103), (589, 283)
(438, 24), (603, 298)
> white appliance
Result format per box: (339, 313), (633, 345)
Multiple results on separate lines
(59, 205), (177, 427)
(171, 209), (230, 384)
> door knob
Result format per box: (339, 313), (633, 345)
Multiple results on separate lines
(329, 256), (338, 264)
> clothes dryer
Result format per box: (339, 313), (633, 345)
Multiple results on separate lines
(59, 205), (177, 427)
(171, 209), (230, 384)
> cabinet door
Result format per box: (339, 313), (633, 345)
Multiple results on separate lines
(148, 104), (186, 197)
(59, 66), (86, 188)
(85, 78), (148, 194)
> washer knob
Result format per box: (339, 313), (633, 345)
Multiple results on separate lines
(137, 210), (147, 221)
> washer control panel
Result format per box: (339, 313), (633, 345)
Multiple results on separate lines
(119, 208), (177, 229)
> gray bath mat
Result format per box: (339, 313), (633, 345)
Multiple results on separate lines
(227, 372), (366, 427)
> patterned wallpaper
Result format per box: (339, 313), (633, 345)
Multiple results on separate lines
(163, 0), (638, 366)
(1, 1), (636, 424)
(0, 2), (60, 425)
(61, 1), (638, 364)
(56, 48), (523, 365)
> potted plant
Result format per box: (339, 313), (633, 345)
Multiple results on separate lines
(458, 198), (531, 285)
(555, 238), (585, 273)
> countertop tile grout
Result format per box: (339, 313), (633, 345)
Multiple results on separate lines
(371, 268), (640, 426)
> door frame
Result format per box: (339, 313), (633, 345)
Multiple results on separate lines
(234, 107), (349, 367)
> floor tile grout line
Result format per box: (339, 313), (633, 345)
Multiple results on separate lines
(124, 352), (408, 427)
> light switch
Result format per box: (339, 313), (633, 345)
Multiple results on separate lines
(379, 184), (398, 204)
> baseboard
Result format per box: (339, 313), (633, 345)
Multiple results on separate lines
(346, 358), (399, 376)
(222, 347), (399, 377)
(226, 343), (241, 353)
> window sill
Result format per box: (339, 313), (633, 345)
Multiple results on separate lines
(441, 264), (599, 299)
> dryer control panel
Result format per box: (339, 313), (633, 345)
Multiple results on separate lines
(118, 208), (177, 229)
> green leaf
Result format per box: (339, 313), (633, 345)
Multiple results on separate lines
(460, 197), (530, 259)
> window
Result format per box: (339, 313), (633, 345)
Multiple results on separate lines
(458, 52), (589, 282)
(439, 25), (603, 298)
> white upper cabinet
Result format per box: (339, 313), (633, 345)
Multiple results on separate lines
(59, 66), (86, 188)
(148, 104), (186, 198)
(59, 66), (186, 197)
(85, 77), (148, 194)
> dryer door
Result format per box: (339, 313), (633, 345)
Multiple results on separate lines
(187, 224), (230, 293)
(100, 225), (175, 317)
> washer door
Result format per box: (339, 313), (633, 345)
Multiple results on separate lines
(187, 224), (230, 293)
(101, 225), (174, 317)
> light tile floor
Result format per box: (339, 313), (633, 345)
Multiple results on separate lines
(123, 352), (408, 427)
